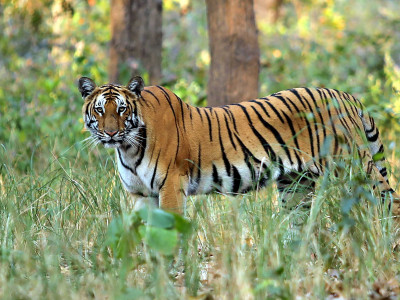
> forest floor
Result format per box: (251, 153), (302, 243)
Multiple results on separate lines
(2, 142), (400, 299)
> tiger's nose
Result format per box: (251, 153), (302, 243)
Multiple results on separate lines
(105, 130), (118, 137)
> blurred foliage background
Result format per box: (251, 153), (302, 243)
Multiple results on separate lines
(1, 1), (400, 298)
(1, 0), (400, 173)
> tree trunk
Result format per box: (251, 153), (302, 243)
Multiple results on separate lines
(109, 0), (162, 85)
(206, 0), (260, 106)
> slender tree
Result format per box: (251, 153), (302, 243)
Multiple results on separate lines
(109, 0), (162, 85)
(206, 0), (260, 106)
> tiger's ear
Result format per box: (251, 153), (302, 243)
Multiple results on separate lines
(78, 77), (97, 99)
(127, 76), (144, 97)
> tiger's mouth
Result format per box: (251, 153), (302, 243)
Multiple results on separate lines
(90, 128), (140, 149)
(102, 140), (120, 148)
(101, 137), (124, 148)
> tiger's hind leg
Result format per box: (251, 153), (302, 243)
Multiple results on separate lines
(276, 172), (317, 210)
(277, 172), (318, 239)
(360, 114), (400, 219)
(366, 161), (400, 219)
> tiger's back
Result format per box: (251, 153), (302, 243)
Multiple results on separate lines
(78, 77), (399, 214)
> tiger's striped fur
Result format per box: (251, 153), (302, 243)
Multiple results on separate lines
(78, 76), (400, 215)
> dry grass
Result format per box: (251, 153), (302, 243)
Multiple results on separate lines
(1, 144), (400, 299)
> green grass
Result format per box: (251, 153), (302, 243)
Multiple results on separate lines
(1, 138), (400, 299)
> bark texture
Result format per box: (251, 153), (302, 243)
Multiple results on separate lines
(109, 0), (162, 85)
(206, 0), (260, 106)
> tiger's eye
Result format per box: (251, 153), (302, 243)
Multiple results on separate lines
(95, 107), (104, 114)
(118, 106), (126, 114)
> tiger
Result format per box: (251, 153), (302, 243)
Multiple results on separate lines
(78, 76), (400, 216)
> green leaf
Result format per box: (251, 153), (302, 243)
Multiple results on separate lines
(105, 217), (128, 259)
(105, 214), (141, 259)
(138, 207), (175, 229)
(138, 225), (178, 255)
(105, 217), (123, 247)
(372, 152), (385, 162)
(171, 213), (192, 234)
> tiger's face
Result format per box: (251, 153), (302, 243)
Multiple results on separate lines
(78, 76), (144, 148)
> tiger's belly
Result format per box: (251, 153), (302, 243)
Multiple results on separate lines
(186, 159), (285, 196)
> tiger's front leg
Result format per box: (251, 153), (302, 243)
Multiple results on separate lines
(129, 193), (159, 211)
(158, 174), (187, 214)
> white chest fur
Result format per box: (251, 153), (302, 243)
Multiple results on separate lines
(116, 147), (155, 197)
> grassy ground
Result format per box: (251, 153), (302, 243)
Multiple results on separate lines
(1, 130), (400, 299)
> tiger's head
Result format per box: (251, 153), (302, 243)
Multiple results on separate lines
(78, 76), (145, 148)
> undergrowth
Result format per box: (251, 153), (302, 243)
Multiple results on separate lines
(1, 143), (400, 299)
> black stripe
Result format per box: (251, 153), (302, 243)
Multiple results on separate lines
(365, 126), (375, 134)
(159, 160), (172, 190)
(351, 93), (364, 109)
(263, 100), (285, 123)
(216, 112), (231, 176)
(142, 89), (161, 105)
(126, 101), (134, 118)
(249, 100), (270, 117)
(281, 110), (302, 171)
(300, 91), (321, 174)
(287, 89), (318, 165)
(232, 165), (241, 193)
(140, 95), (153, 108)
(223, 113), (237, 151)
(212, 164), (222, 192)
(325, 88), (352, 136)
(117, 148), (136, 175)
(151, 151), (161, 189)
(85, 101), (91, 118)
(240, 141), (259, 183)
(367, 131), (379, 142)
(196, 107), (204, 122)
(250, 106), (294, 165)
(157, 86), (180, 160)
(317, 88), (339, 155)
(233, 104), (276, 162)
(288, 89), (308, 110)
(176, 94), (186, 131)
(278, 157), (285, 178)
(196, 144), (202, 187)
(188, 104), (193, 122)
(227, 109), (239, 132)
(234, 133), (261, 164)
(339, 98), (362, 132)
(156, 86), (176, 115)
(222, 106), (233, 121)
(342, 91), (360, 120)
(132, 102), (138, 124)
(270, 95), (293, 113)
(134, 126), (147, 169)
(303, 87), (327, 169)
(283, 95), (301, 114)
(332, 90), (362, 132)
(203, 108), (213, 142)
